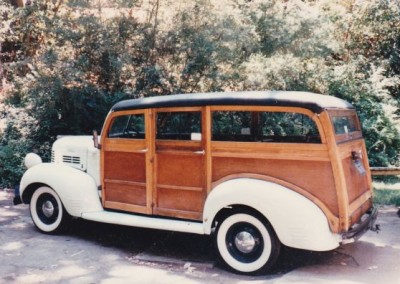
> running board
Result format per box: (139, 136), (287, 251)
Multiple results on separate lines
(82, 211), (205, 235)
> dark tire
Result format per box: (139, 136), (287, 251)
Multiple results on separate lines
(29, 186), (71, 234)
(215, 212), (280, 274)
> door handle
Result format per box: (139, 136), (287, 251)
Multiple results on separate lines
(137, 149), (148, 153)
(193, 150), (205, 155)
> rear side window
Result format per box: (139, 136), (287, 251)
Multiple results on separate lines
(329, 111), (362, 142)
(212, 111), (320, 143)
(157, 111), (202, 140)
(332, 116), (359, 134)
(108, 114), (145, 139)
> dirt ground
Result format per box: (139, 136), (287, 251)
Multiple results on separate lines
(1, 189), (399, 284)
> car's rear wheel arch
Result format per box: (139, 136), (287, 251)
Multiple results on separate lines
(212, 205), (281, 274)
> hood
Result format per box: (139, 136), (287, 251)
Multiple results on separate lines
(52, 136), (96, 171)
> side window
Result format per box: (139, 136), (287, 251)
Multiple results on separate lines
(108, 114), (145, 139)
(157, 111), (202, 140)
(212, 111), (320, 143)
(261, 112), (320, 143)
(332, 116), (359, 134)
(212, 111), (254, 142)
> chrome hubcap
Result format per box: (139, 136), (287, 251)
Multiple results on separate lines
(234, 231), (256, 253)
(42, 201), (55, 218)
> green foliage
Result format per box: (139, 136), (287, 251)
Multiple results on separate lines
(0, 142), (30, 188)
(327, 57), (400, 166)
(373, 189), (400, 206)
(241, 1), (400, 168)
(0, 1), (14, 43)
(1, 0), (400, 187)
(0, 104), (38, 187)
(252, 1), (339, 58)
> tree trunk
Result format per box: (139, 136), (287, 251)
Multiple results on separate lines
(10, 0), (25, 7)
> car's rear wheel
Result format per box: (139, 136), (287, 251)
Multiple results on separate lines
(215, 212), (280, 274)
(30, 186), (70, 234)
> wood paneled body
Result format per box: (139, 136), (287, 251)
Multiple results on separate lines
(321, 110), (373, 231)
(101, 110), (152, 214)
(99, 103), (372, 234)
(337, 139), (373, 227)
(211, 148), (338, 216)
(154, 141), (205, 220)
(103, 142), (149, 213)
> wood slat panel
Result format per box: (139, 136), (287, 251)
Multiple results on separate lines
(319, 111), (350, 232)
(103, 139), (146, 152)
(156, 186), (204, 215)
(157, 184), (203, 192)
(156, 153), (203, 187)
(212, 156), (339, 215)
(211, 142), (330, 161)
(104, 152), (146, 182)
(104, 201), (148, 214)
(153, 208), (202, 221)
(349, 191), (373, 214)
(105, 180), (146, 206)
(341, 156), (370, 204)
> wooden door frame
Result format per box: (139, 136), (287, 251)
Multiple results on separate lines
(151, 107), (207, 220)
(101, 109), (153, 214)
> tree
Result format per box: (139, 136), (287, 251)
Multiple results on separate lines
(1, 0), (400, 187)
(241, 0), (400, 167)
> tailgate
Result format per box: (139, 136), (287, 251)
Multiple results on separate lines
(338, 139), (373, 228)
(329, 110), (374, 232)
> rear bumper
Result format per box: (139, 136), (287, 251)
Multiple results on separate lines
(342, 207), (379, 241)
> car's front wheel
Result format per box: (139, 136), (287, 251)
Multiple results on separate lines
(30, 186), (70, 234)
(215, 212), (280, 274)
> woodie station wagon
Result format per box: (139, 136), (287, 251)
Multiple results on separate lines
(15, 91), (378, 274)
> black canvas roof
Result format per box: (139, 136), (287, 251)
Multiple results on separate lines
(111, 91), (354, 114)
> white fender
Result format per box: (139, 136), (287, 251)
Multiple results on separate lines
(203, 178), (341, 251)
(20, 163), (103, 217)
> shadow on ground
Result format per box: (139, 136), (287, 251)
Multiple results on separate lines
(62, 218), (347, 277)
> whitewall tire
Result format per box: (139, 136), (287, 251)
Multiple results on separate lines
(30, 186), (70, 233)
(215, 212), (280, 274)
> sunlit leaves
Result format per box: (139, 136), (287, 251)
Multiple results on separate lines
(1, 0), (400, 187)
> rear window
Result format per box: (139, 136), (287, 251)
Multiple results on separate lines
(332, 116), (359, 134)
(329, 111), (362, 142)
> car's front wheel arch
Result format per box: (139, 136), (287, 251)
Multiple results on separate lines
(29, 186), (71, 234)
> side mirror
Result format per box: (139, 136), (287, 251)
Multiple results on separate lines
(93, 130), (101, 149)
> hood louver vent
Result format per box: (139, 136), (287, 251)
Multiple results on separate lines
(63, 155), (81, 165)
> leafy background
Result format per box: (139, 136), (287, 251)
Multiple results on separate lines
(1, 0), (400, 187)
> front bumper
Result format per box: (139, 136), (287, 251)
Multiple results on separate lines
(13, 196), (22, 205)
(342, 207), (379, 241)
(13, 186), (22, 205)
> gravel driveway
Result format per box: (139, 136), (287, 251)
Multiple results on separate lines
(1, 189), (399, 283)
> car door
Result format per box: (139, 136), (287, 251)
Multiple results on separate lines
(102, 110), (152, 214)
(153, 107), (206, 220)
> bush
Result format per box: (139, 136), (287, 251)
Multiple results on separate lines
(1, 0), (400, 187)
(373, 190), (400, 206)
(0, 104), (37, 187)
